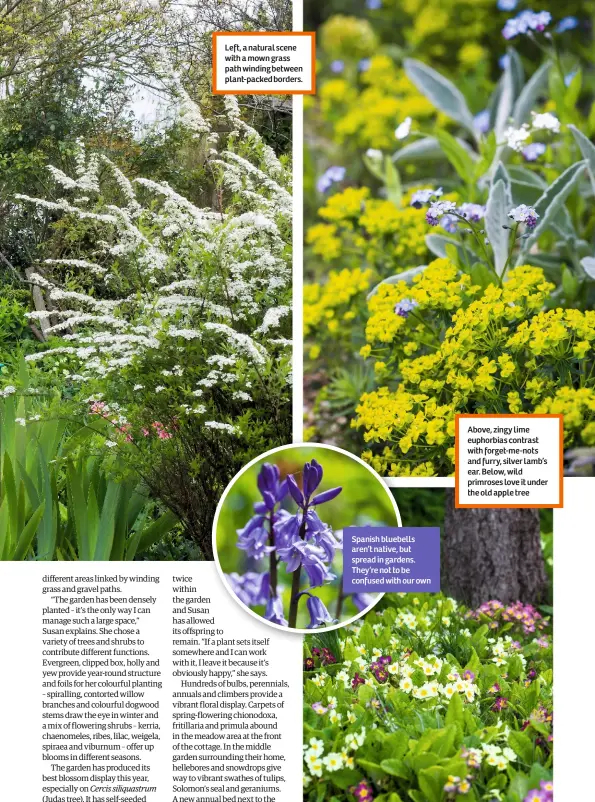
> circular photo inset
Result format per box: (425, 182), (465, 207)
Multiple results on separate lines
(213, 443), (401, 632)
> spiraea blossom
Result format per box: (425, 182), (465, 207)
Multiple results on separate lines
(16, 92), (291, 445)
(226, 459), (343, 629)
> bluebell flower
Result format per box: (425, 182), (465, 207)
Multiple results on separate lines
(499, 54), (510, 70)
(316, 165), (346, 193)
(236, 514), (272, 560)
(394, 298), (419, 318)
(522, 142), (546, 162)
(351, 593), (375, 612)
(264, 596), (288, 626)
(358, 58), (371, 72)
(255, 462), (288, 512)
(305, 595), (336, 628)
(366, 0), (382, 9)
(277, 540), (335, 588)
(226, 571), (269, 606)
(556, 16), (579, 33)
(473, 109), (490, 135)
(497, 0), (518, 9)
(330, 59), (344, 73)
(287, 458), (342, 510)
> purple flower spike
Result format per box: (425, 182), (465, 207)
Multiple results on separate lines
(264, 596), (288, 626)
(305, 595), (336, 628)
(352, 593), (375, 611)
(303, 458), (324, 499)
(226, 571), (269, 606)
(311, 486), (342, 505)
(286, 474), (305, 507)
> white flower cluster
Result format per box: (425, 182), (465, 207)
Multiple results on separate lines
(17, 103), (292, 432)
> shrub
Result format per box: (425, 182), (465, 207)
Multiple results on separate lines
(12, 95), (292, 555)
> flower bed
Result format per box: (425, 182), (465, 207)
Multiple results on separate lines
(303, 594), (553, 801)
(304, 3), (595, 476)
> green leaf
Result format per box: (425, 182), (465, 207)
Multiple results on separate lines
(135, 509), (179, 555)
(356, 759), (386, 783)
(561, 265), (580, 301)
(507, 47), (525, 100)
(404, 58), (476, 136)
(513, 61), (551, 126)
(434, 130), (476, 184)
(94, 482), (121, 560)
(3, 452), (18, 544)
(580, 256), (595, 279)
(380, 759), (408, 779)
(486, 177), (512, 275)
(521, 160), (587, 253)
(393, 137), (444, 164)
(87, 483), (100, 559)
(426, 234), (478, 266)
(445, 691), (464, 727)
(367, 265), (427, 299)
(564, 69), (582, 113)
(328, 768), (361, 790)
(508, 730), (535, 765)
(12, 503), (45, 560)
(417, 767), (444, 802)
(494, 63), (514, 139)
(384, 156), (402, 207)
(67, 461), (89, 560)
(569, 124), (595, 194)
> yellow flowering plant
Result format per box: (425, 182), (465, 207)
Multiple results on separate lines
(354, 260), (595, 475)
(305, 5), (595, 473)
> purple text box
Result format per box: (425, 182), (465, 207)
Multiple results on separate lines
(343, 527), (440, 593)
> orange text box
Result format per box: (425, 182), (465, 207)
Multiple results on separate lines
(212, 31), (316, 95)
(455, 414), (563, 509)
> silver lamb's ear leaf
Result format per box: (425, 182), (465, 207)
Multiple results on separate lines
(580, 257), (595, 279)
(521, 160), (587, 253)
(494, 64), (514, 140)
(486, 179), (512, 276)
(425, 234), (479, 265)
(513, 61), (551, 126)
(492, 160), (511, 189)
(569, 124), (595, 195)
(367, 265), (427, 300)
(507, 48), (525, 100)
(393, 136), (444, 163)
(404, 58), (476, 137)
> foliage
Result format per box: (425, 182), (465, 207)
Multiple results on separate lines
(4, 94), (291, 554)
(305, 6), (595, 475)
(303, 593), (553, 802)
(0, 380), (177, 561)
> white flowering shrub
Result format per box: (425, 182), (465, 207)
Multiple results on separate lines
(15, 95), (292, 556)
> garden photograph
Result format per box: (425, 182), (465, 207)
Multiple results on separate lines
(0, 0), (292, 561)
(303, 489), (554, 802)
(303, 0), (595, 478)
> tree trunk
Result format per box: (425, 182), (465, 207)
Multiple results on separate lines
(442, 490), (547, 607)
